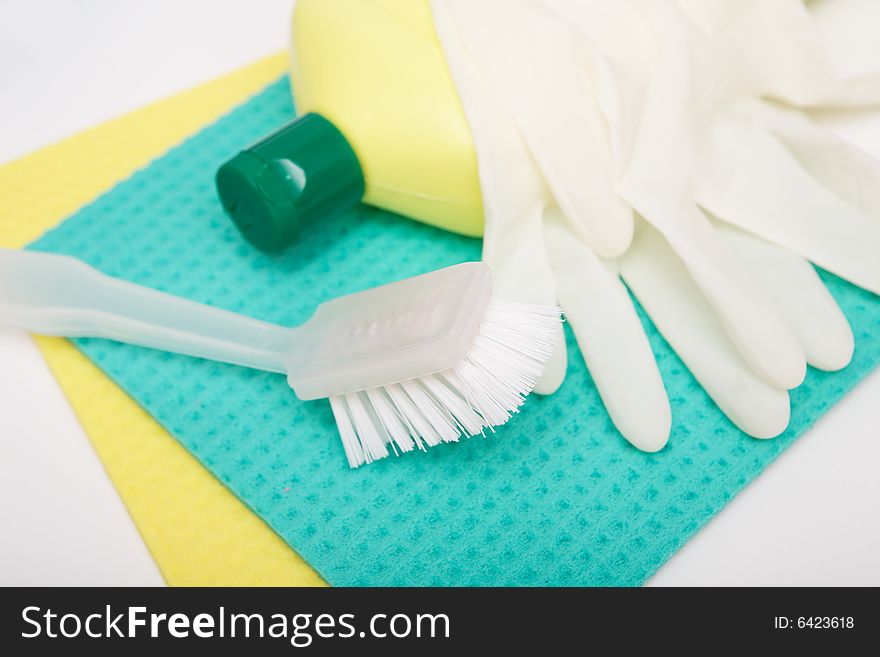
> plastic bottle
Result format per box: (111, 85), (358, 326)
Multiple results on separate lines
(216, 0), (483, 252)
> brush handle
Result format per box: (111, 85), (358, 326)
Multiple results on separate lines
(0, 248), (293, 374)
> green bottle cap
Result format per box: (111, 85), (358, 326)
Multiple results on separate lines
(215, 113), (365, 252)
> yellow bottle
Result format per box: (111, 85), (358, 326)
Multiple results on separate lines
(216, 0), (483, 251)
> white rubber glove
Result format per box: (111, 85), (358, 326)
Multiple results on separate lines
(542, 0), (879, 415)
(431, 0), (672, 451)
(434, 0), (797, 441)
(433, 0), (880, 447)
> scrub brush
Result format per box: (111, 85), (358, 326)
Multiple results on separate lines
(0, 249), (560, 467)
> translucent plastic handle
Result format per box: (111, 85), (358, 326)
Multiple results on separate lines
(0, 249), (293, 373)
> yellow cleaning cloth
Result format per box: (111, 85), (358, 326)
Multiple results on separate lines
(0, 53), (326, 586)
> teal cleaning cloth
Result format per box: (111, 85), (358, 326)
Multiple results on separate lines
(31, 79), (880, 586)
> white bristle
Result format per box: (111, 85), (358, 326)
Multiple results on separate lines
(329, 301), (562, 468)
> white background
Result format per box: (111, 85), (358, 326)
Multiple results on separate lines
(0, 0), (877, 586)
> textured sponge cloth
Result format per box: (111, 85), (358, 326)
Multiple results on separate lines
(1, 54), (324, 586)
(31, 78), (880, 586)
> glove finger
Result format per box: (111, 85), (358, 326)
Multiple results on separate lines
(698, 105), (880, 295)
(716, 222), (854, 371)
(620, 220), (791, 439)
(440, 0), (633, 258)
(533, 327), (568, 396)
(484, 192), (568, 396)
(653, 207), (808, 391)
(544, 206), (670, 452)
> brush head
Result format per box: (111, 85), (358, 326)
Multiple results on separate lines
(284, 262), (561, 467)
(281, 261), (561, 467)
(327, 300), (562, 467)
